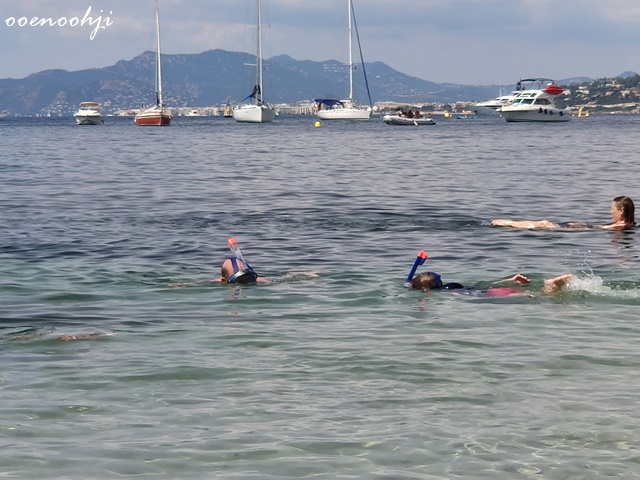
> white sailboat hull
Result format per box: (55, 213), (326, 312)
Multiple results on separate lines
(317, 107), (370, 120)
(233, 104), (276, 123)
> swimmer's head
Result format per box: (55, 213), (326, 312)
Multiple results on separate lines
(409, 271), (443, 290)
(221, 257), (258, 284)
(612, 196), (635, 226)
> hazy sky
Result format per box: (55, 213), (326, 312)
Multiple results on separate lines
(1, 0), (639, 85)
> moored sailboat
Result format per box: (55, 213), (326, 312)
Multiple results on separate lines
(315, 0), (372, 120)
(233, 0), (276, 123)
(135, 0), (172, 126)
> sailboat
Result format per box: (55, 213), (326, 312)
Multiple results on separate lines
(315, 0), (372, 120)
(233, 0), (276, 123)
(135, 0), (172, 126)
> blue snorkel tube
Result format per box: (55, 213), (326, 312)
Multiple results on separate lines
(227, 237), (259, 283)
(405, 250), (427, 286)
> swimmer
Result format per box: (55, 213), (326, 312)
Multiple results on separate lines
(409, 271), (573, 296)
(491, 196), (635, 231)
(404, 250), (572, 297)
(218, 257), (268, 284)
(170, 238), (268, 287)
(10, 331), (115, 342)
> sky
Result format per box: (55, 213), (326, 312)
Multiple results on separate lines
(1, 0), (639, 86)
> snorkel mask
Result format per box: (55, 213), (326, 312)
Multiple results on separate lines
(226, 238), (258, 284)
(227, 257), (258, 284)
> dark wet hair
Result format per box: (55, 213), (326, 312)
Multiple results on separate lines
(613, 196), (635, 226)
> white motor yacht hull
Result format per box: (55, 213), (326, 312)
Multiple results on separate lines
(473, 105), (502, 116)
(501, 107), (570, 122)
(75, 114), (104, 125)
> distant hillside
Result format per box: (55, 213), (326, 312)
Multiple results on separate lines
(0, 50), (635, 116)
(0, 49), (508, 115)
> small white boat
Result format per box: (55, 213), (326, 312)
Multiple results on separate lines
(383, 114), (435, 126)
(233, 0), (276, 123)
(74, 102), (103, 125)
(500, 78), (570, 123)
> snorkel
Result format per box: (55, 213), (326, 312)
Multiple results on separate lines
(405, 250), (427, 286)
(227, 237), (258, 284)
(405, 250), (448, 289)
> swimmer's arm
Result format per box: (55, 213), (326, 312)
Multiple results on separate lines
(492, 274), (531, 285)
(169, 278), (224, 288)
(491, 219), (559, 229)
(599, 222), (627, 230)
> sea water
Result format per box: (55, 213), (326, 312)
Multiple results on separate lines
(1, 114), (640, 479)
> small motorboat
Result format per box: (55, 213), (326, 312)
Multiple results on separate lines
(74, 102), (104, 125)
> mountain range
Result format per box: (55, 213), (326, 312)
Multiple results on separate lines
(0, 49), (628, 115)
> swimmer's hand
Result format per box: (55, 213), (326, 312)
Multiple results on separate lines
(492, 274), (531, 285)
(508, 274), (531, 284)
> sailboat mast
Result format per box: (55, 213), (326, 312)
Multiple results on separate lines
(155, 0), (163, 108)
(256, 0), (263, 106)
(348, 0), (354, 101)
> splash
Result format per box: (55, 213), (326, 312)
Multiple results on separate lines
(566, 275), (640, 299)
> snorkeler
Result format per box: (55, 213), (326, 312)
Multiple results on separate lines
(405, 250), (573, 296)
(169, 238), (267, 287)
(218, 256), (267, 284)
(217, 237), (267, 284)
(491, 196), (635, 230)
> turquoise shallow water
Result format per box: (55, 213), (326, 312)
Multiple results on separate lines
(1, 114), (640, 478)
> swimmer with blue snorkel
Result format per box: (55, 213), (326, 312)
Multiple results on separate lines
(405, 250), (573, 296)
(492, 196), (635, 231)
